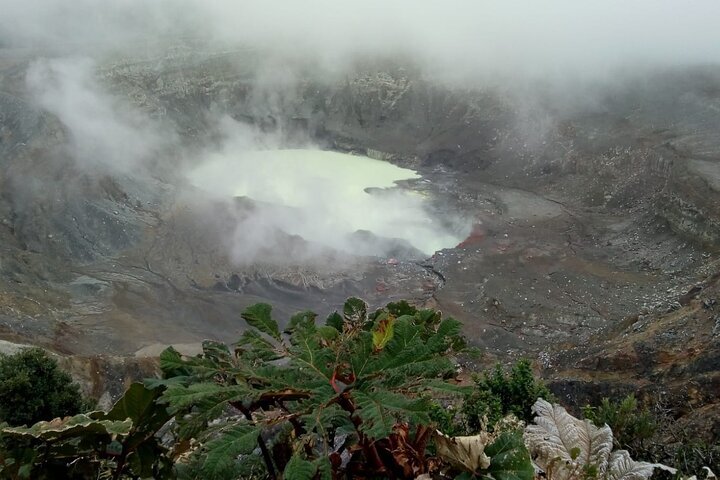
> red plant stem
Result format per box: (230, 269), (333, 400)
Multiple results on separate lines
(230, 401), (278, 480)
(336, 392), (393, 479)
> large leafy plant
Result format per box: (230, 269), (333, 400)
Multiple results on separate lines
(0, 383), (174, 479)
(157, 298), (471, 479)
(524, 398), (674, 480)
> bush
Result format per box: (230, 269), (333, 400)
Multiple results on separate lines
(582, 394), (657, 459)
(462, 359), (552, 432)
(0, 348), (87, 426)
(673, 441), (720, 478)
(582, 393), (720, 477)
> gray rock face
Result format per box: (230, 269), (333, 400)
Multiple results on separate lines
(0, 93), (42, 158)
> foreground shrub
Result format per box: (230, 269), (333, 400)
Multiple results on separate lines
(0, 299), (535, 479)
(462, 359), (552, 432)
(583, 394), (657, 460)
(526, 398), (673, 480)
(0, 383), (174, 479)
(674, 442), (720, 480)
(0, 348), (86, 427)
(5, 298), (702, 480)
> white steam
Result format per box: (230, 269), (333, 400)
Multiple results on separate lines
(26, 58), (170, 172)
(188, 117), (464, 262)
(189, 144), (463, 260)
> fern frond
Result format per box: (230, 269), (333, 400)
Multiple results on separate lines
(369, 316), (425, 373)
(348, 331), (375, 379)
(413, 379), (471, 395)
(285, 310), (318, 334)
(241, 303), (281, 340)
(288, 324), (335, 379)
(158, 347), (225, 380)
(235, 329), (281, 362)
(379, 357), (456, 389)
(201, 340), (233, 365)
(200, 424), (263, 480)
(176, 399), (229, 441)
(425, 318), (462, 353)
(343, 297), (369, 326)
(161, 383), (251, 414)
(299, 403), (354, 451)
(354, 389), (431, 439)
(284, 453), (317, 480)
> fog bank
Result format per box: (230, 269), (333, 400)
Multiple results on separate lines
(2, 1), (720, 80)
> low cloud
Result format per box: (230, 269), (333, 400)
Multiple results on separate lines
(26, 57), (171, 173)
(3, 1), (720, 80)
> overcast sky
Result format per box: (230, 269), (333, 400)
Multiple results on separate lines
(2, 1), (720, 79)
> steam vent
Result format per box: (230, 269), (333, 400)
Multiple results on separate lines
(0, 1), (719, 477)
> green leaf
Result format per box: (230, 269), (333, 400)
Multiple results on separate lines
(3, 414), (132, 441)
(343, 297), (368, 325)
(235, 329), (281, 361)
(175, 400), (228, 441)
(371, 313), (395, 350)
(286, 310), (318, 333)
(416, 379), (472, 395)
(326, 311), (343, 331)
(106, 383), (166, 424)
(158, 346), (190, 377)
(105, 383), (172, 450)
(202, 340), (232, 361)
(314, 456), (333, 480)
(17, 464), (32, 479)
(289, 324), (334, 379)
(381, 357), (456, 389)
(417, 308), (442, 327)
(354, 390), (431, 439)
(348, 331), (375, 379)
(200, 424), (262, 480)
(386, 300), (417, 317)
(158, 347), (219, 380)
(241, 303), (281, 340)
(317, 325), (340, 341)
(160, 383), (250, 414)
(481, 431), (534, 480)
(299, 404), (354, 447)
(369, 317), (424, 373)
(127, 442), (158, 478)
(426, 318), (462, 354)
(284, 453), (317, 480)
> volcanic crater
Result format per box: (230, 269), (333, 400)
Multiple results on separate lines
(1, 48), (719, 428)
